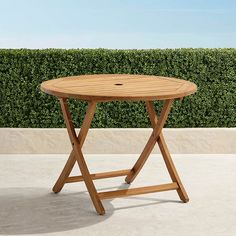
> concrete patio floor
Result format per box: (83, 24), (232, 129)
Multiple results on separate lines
(0, 154), (235, 236)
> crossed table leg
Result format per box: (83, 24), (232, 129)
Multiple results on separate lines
(53, 98), (189, 215)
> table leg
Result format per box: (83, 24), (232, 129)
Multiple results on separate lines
(52, 98), (188, 215)
(145, 101), (189, 202)
(96, 99), (187, 203)
(53, 101), (96, 193)
(125, 99), (173, 184)
(54, 98), (105, 215)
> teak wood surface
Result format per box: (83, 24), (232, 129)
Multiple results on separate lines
(41, 74), (197, 101)
(40, 74), (197, 215)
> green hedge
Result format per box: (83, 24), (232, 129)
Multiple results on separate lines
(0, 48), (236, 128)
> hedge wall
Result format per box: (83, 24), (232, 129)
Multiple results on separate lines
(0, 49), (236, 128)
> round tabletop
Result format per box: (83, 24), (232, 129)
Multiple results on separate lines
(40, 74), (197, 101)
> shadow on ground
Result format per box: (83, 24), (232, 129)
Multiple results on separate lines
(0, 186), (181, 235)
(0, 187), (113, 235)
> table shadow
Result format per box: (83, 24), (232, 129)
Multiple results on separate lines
(0, 184), (182, 235)
(0, 187), (113, 235)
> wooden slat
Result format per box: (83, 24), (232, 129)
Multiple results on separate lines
(41, 74), (197, 101)
(65, 169), (131, 183)
(98, 182), (179, 200)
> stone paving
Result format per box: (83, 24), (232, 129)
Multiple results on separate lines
(0, 154), (235, 236)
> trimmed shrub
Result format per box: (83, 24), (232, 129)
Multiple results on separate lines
(0, 48), (235, 128)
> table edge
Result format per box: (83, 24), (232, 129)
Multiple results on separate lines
(40, 74), (198, 101)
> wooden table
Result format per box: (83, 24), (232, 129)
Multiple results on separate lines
(41, 74), (197, 215)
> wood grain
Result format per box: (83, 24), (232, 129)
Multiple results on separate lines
(41, 74), (195, 215)
(41, 74), (197, 101)
(59, 98), (105, 215)
(145, 101), (189, 202)
(52, 101), (97, 193)
(65, 169), (131, 183)
(125, 99), (173, 184)
(98, 183), (179, 200)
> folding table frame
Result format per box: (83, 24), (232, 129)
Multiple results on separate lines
(53, 98), (189, 215)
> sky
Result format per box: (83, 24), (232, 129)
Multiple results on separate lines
(0, 0), (236, 49)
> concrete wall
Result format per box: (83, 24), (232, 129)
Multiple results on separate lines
(0, 128), (235, 154)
